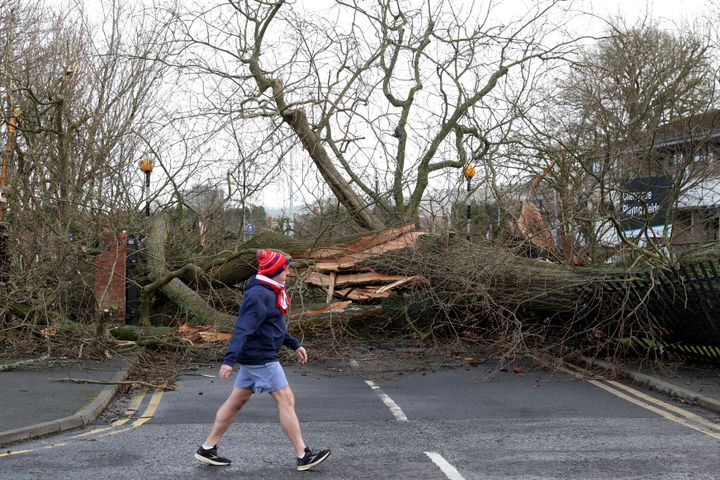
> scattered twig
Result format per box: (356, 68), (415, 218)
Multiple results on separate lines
(50, 377), (176, 391)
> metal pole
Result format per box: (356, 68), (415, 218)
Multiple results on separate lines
(244, 162), (248, 241)
(144, 171), (151, 217)
(288, 150), (294, 236)
(466, 176), (471, 241)
(241, 198), (246, 242)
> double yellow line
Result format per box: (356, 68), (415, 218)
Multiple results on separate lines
(0, 388), (165, 458)
(556, 363), (720, 440)
(111, 388), (164, 430)
(587, 377), (720, 440)
(74, 388), (165, 437)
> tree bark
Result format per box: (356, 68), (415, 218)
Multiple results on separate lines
(143, 213), (235, 326)
(244, 2), (382, 232)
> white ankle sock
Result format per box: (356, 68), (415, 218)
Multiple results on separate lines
(202, 443), (215, 450)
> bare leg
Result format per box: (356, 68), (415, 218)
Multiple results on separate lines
(271, 386), (306, 456)
(204, 387), (253, 447)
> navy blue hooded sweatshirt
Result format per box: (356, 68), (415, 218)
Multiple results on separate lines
(223, 276), (301, 366)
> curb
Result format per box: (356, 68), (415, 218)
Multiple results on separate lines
(0, 356), (50, 372)
(0, 354), (137, 447)
(582, 357), (720, 415)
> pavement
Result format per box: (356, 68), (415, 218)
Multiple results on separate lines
(0, 351), (718, 449)
(0, 353), (136, 447)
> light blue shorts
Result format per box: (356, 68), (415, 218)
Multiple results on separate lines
(234, 361), (288, 393)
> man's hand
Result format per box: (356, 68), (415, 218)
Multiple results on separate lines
(219, 364), (233, 379)
(295, 346), (308, 365)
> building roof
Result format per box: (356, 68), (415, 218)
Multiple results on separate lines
(648, 109), (720, 149)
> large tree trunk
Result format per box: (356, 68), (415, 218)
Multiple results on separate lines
(363, 237), (600, 317)
(143, 216), (404, 324)
(245, 2), (383, 232)
(206, 232), (315, 286)
(144, 214), (235, 326)
(206, 226), (416, 286)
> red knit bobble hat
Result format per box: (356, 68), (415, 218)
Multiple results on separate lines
(257, 249), (290, 278)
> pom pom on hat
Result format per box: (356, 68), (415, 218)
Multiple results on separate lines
(257, 249), (289, 277)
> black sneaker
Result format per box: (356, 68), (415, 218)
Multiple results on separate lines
(296, 447), (331, 471)
(194, 445), (232, 466)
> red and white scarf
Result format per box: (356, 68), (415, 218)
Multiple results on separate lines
(256, 274), (290, 314)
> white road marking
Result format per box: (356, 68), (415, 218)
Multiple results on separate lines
(425, 451), (466, 480)
(365, 380), (408, 421)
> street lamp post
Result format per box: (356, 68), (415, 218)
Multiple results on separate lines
(139, 159), (153, 217)
(463, 163), (476, 241)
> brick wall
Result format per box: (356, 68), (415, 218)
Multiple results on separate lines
(94, 231), (127, 325)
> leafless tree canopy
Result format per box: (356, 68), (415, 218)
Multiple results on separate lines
(512, 17), (719, 264)
(168, 0), (580, 228)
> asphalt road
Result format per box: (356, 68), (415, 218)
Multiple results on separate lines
(1, 357), (719, 479)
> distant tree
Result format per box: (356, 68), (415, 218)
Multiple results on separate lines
(518, 18), (717, 263)
(0, 0), (172, 326)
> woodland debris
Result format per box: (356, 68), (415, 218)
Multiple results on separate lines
(297, 301), (353, 316)
(177, 324), (232, 344)
(302, 271), (410, 288)
(517, 202), (555, 252)
(332, 276), (423, 301)
(0, 356), (49, 372)
(311, 232), (425, 272)
(294, 224), (417, 260)
(334, 286), (393, 301)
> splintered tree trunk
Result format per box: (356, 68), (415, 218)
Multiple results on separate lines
(205, 227), (411, 286)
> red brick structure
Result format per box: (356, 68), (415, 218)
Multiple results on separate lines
(94, 231), (127, 325)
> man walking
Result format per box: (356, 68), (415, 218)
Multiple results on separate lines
(194, 249), (331, 471)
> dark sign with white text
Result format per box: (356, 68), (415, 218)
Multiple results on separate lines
(619, 176), (672, 230)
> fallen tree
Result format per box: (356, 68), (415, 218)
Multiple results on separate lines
(141, 212), (719, 364)
(140, 215), (425, 325)
(141, 214), (236, 326)
(143, 215), (599, 334)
